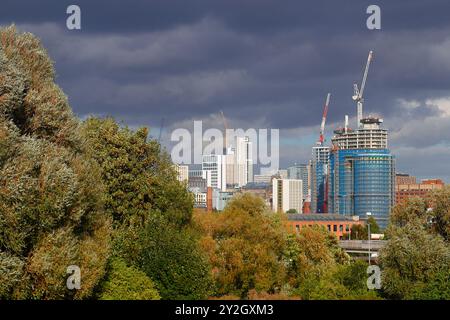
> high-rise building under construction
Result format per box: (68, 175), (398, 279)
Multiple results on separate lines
(328, 117), (395, 229)
(311, 94), (331, 214)
(311, 146), (330, 214)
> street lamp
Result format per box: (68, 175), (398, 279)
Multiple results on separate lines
(366, 212), (372, 265)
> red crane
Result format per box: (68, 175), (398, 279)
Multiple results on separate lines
(317, 93), (331, 145)
(317, 93), (331, 213)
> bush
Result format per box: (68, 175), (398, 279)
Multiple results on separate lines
(97, 258), (160, 300)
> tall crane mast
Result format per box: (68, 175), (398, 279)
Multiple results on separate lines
(352, 50), (373, 128)
(317, 93), (331, 146)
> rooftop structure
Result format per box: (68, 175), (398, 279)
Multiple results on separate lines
(331, 117), (387, 150)
(287, 213), (360, 222)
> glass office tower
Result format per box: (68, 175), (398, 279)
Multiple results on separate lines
(328, 118), (395, 229)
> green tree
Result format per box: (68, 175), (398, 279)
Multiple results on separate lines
(389, 188), (450, 241)
(335, 260), (368, 293)
(335, 260), (381, 299)
(285, 225), (349, 289)
(367, 216), (381, 234)
(344, 216), (380, 240)
(97, 258), (160, 300)
(0, 25), (111, 299)
(379, 221), (450, 299)
(429, 186), (450, 241)
(81, 117), (193, 228)
(138, 215), (212, 299)
(81, 117), (200, 301)
(194, 194), (287, 298)
(292, 258), (381, 300)
(390, 197), (428, 228)
(407, 267), (450, 300)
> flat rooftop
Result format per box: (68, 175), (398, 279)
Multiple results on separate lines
(287, 214), (360, 222)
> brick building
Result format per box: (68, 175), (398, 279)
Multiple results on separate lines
(395, 178), (444, 204)
(395, 173), (417, 185)
(286, 214), (363, 239)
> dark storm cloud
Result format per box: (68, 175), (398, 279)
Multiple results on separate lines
(1, 0), (450, 180)
(4, 0), (450, 33)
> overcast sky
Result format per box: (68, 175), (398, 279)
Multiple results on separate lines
(2, 0), (450, 181)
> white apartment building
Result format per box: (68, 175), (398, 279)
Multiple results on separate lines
(189, 187), (207, 208)
(174, 164), (189, 182)
(235, 136), (253, 187)
(272, 178), (303, 213)
(225, 147), (236, 187)
(202, 154), (227, 191)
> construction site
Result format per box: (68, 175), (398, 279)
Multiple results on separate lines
(311, 51), (396, 229)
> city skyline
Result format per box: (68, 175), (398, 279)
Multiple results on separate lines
(1, 1), (449, 305)
(2, 0), (449, 182)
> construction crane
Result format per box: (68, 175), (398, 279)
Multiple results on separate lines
(220, 110), (228, 154)
(317, 93), (331, 146)
(352, 50), (373, 128)
(313, 93), (331, 213)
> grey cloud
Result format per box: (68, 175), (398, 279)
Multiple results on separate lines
(2, 0), (450, 181)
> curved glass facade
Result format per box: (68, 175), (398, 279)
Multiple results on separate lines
(328, 149), (395, 229)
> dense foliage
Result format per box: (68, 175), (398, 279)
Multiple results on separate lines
(1, 26), (449, 301)
(81, 117), (193, 228)
(97, 258), (160, 300)
(0, 25), (110, 299)
(80, 117), (206, 299)
(285, 226), (378, 299)
(194, 194), (379, 299)
(194, 194), (287, 298)
(343, 216), (380, 240)
(138, 215), (212, 299)
(379, 187), (450, 300)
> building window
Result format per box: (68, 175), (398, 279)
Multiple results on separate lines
(345, 225), (349, 232)
(333, 225), (337, 232)
(339, 225), (343, 232)
(296, 225), (300, 233)
(327, 225), (331, 231)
